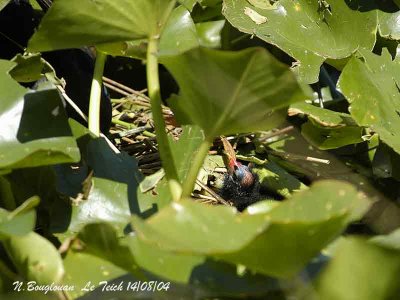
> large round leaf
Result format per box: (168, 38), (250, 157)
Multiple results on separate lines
(128, 236), (292, 297)
(133, 180), (370, 277)
(289, 102), (364, 149)
(77, 223), (143, 278)
(98, 6), (224, 59)
(28, 0), (176, 52)
(339, 49), (400, 154)
(217, 180), (370, 277)
(46, 120), (144, 234)
(378, 9), (400, 40)
(3, 232), (64, 285)
(132, 200), (269, 254)
(159, 5), (200, 57)
(315, 237), (400, 300)
(222, 0), (377, 83)
(62, 250), (126, 299)
(162, 47), (307, 138)
(0, 60), (80, 169)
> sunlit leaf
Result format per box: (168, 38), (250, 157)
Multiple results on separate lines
(132, 200), (268, 253)
(63, 250), (126, 299)
(0, 60), (80, 169)
(378, 10), (400, 40)
(28, 0), (176, 51)
(196, 20), (225, 48)
(3, 232), (64, 285)
(252, 160), (308, 198)
(301, 120), (364, 150)
(222, 0), (377, 83)
(339, 49), (400, 154)
(159, 5), (200, 57)
(289, 102), (356, 127)
(163, 47), (307, 138)
(218, 180), (370, 277)
(315, 237), (400, 300)
(133, 180), (370, 277)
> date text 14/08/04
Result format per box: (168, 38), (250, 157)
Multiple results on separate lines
(13, 280), (171, 294)
(84, 280), (171, 292)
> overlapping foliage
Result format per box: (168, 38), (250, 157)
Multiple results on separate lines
(1, 0), (400, 299)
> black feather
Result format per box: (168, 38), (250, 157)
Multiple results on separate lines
(220, 171), (264, 211)
(219, 163), (283, 211)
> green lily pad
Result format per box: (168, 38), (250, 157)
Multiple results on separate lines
(53, 121), (146, 233)
(64, 230), (288, 298)
(132, 180), (370, 278)
(3, 232), (64, 285)
(289, 102), (357, 127)
(28, 0), (176, 52)
(217, 180), (370, 277)
(127, 235), (205, 283)
(0, 196), (39, 239)
(301, 120), (364, 150)
(222, 0), (377, 83)
(128, 236), (289, 297)
(0, 60), (80, 170)
(315, 237), (400, 300)
(196, 20), (225, 48)
(68, 177), (131, 233)
(378, 10), (400, 40)
(338, 49), (400, 154)
(98, 6), (222, 59)
(159, 5), (200, 57)
(163, 47), (307, 138)
(77, 223), (143, 278)
(63, 250), (126, 299)
(132, 200), (269, 254)
(252, 160), (308, 198)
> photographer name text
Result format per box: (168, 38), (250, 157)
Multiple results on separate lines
(13, 280), (170, 294)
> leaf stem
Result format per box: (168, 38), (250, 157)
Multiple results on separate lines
(146, 36), (181, 201)
(181, 139), (212, 198)
(0, 177), (16, 211)
(88, 50), (107, 137)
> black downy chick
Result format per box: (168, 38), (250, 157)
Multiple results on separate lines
(219, 137), (265, 211)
